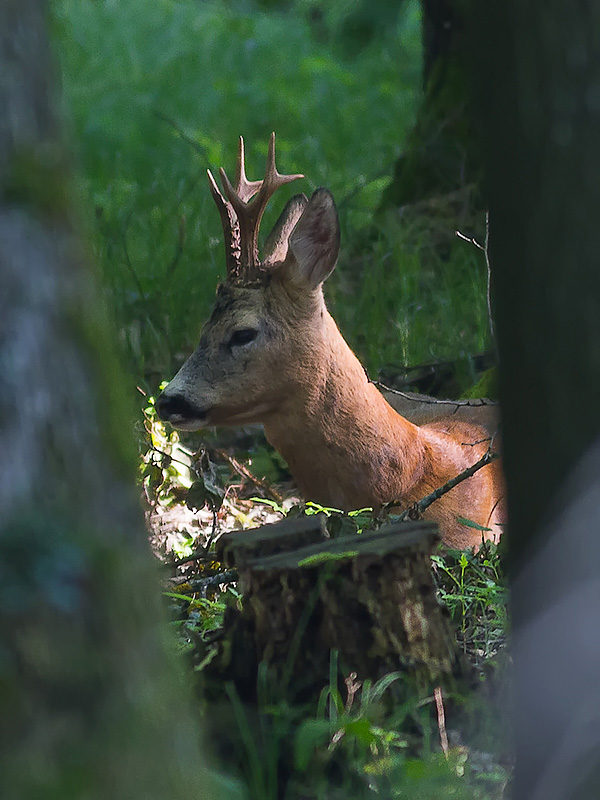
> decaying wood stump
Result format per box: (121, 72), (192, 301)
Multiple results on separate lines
(207, 516), (459, 700)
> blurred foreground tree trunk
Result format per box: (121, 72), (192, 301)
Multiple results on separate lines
(476, 3), (600, 798)
(0, 3), (232, 798)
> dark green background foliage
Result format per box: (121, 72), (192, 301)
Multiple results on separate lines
(52, 0), (491, 383)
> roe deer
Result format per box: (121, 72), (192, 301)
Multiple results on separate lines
(156, 134), (504, 548)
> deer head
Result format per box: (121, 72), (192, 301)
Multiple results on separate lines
(156, 134), (341, 430)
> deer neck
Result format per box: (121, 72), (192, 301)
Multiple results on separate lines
(263, 308), (425, 511)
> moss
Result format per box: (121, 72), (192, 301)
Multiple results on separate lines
(66, 288), (139, 479)
(378, 58), (482, 213)
(461, 367), (498, 400)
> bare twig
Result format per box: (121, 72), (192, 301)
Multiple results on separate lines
(344, 672), (362, 712)
(455, 229), (485, 251)
(215, 448), (284, 504)
(120, 219), (170, 343)
(373, 381), (498, 408)
(168, 510), (220, 566)
(461, 424), (501, 449)
(147, 444), (194, 472)
(382, 449), (500, 519)
(461, 436), (493, 447)
(434, 686), (449, 758)
(457, 213), (496, 350)
(204, 507), (220, 552)
(483, 212), (497, 350)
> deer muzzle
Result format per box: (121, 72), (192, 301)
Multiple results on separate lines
(155, 391), (212, 430)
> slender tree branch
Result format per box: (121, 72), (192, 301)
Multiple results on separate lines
(382, 449), (500, 519)
(455, 229), (485, 250)
(374, 381), (498, 409)
(457, 213), (496, 350)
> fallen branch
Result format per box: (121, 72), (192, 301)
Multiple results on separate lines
(187, 570), (238, 596)
(170, 569), (238, 592)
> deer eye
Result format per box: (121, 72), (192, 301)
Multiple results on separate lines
(228, 328), (258, 348)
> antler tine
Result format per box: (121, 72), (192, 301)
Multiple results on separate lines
(219, 133), (304, 273)
(262, 131), (305, 193)
(235, 136), (262, 203)
(208, 134), (304, 280)
(207, 168), (242, 279)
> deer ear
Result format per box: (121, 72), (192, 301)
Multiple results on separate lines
(284, 188), (340, 289)
(263, 193), (308, 266)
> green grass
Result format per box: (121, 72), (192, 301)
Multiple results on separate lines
(334, 226), (491, 375)
(51, 0), (492, 385)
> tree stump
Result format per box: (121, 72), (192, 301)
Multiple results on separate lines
(208, 516), (458, 701)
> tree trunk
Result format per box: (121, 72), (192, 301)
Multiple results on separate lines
(477, 2), (600, 560)
(0, 3), (231, 797)
(378, 0), (483, 248)
(476, 2), (600, 797)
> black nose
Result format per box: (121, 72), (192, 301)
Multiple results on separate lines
(155, 392), (203, 422)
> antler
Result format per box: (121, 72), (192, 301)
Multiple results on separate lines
(207, 133), (304, 283)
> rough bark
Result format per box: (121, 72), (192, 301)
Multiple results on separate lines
(378, 0), (483, 247)
(0, 2), (230, 797)
(209, 517), (459, 702)
(476, 2), (600, 797)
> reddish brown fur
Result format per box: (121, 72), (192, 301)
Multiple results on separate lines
(262, 303), (503, 549)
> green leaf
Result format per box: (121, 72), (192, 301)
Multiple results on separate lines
(249, 496), (287, 516)
(456, 515), (492, 532)
(305, 501), (344, 516)
(163, 591), (193, 603)
(343, 717), (378, 745)
(348, 507), (373, 516)
(367, 671), (403, 703)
